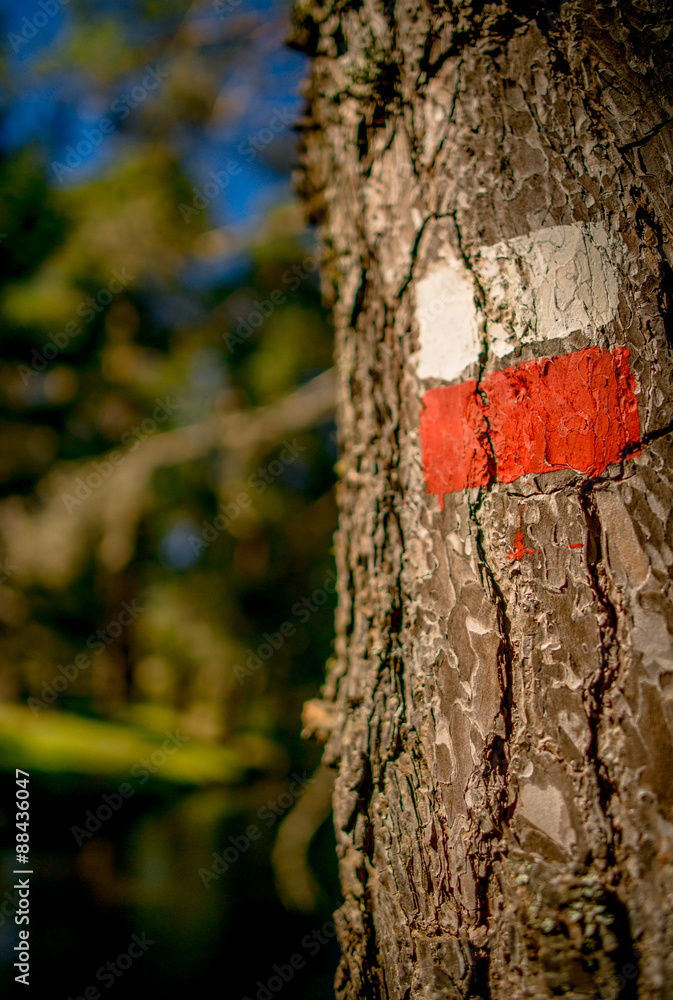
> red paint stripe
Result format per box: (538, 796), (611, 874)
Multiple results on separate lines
(420, 346), (640, 503)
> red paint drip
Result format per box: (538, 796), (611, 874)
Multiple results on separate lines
(420, 346), (640, 502)
(507, 529), (541, 561)
(506, 504), (541, 561)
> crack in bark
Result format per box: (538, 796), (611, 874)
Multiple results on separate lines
(577, 485), (620, 840)
(576, 484), (641, 991)
(396, 211), (452, 301)
(616, 115), (673, 152)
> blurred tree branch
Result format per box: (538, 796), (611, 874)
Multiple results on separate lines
(0, 368), (335, 585)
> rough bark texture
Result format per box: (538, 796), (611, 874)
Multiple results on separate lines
(293, 1), (673, 996)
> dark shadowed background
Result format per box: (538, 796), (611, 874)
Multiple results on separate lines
(0, 0), (340, 996)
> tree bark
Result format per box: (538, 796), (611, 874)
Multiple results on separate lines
(293, 1), (673, 996)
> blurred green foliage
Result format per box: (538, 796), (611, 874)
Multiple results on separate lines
(0, 1), (339, 996)
(0, 0), (336, 754)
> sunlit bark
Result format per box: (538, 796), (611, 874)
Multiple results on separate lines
(296, 1), (673, 995)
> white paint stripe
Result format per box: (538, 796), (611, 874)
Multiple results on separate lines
(414, 259), (481, 383)
(415, 223), (621, 382)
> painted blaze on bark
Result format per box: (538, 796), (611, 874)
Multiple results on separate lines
(294, 0), (673, 996)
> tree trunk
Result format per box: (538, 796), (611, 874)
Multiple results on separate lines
(293, 1), (673, 996)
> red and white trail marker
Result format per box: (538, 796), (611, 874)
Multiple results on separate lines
(415, 224), (641, 504)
